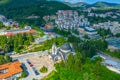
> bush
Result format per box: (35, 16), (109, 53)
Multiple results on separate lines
(21, 71), (27, 78)
(40, 66), (48, 73)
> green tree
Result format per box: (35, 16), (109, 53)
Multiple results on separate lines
(28, 33), (34, 42)
(14, 39), (19, 53)
(24, 40), (30, 46)
(67, 53), (74, 70)
(3, 44), (10, 53)
(21, 71), (27, 78)
(74, 53), (82, 71)
(5, 54), (12, 63)
(0, 55), (5, 65)
(0, 22), (4, 29)
(40, 66), (48, 73)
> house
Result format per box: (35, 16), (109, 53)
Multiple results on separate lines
(0, 15), (6, 22)
(5, 29), (36, 37)
(0, 26), (36, 36)
(106, 37), (120, 51)
(85, 27), (97, 35)
(5, 26), (36, 37)
(0, 61), (23, 80)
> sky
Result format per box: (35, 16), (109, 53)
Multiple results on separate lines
(49, 0), (120, 4)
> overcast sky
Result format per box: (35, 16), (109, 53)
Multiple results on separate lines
(48, 0), (120, 4)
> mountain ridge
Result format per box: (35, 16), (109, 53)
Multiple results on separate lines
(63, 1), (120, 10)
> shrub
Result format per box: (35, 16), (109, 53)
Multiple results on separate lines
(40, 66), (48, 73)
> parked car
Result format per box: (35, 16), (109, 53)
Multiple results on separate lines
(30, 64), (33, 67)
(26, 59), (31, 64)
(32, 67), (39, 75)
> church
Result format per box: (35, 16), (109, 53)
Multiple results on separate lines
(49, 43), (75, 62)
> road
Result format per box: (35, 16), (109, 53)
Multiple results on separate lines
(98, 51), (120, 63)
(97, 51), (120, 74)
(11, 50), (48, 61)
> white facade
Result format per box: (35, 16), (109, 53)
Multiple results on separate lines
(1, 73), (22, 80)
(0, 30), (6, 35)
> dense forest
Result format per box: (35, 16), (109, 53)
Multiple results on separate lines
(0, 0), (72, 26)
(44, 55), (120, 80)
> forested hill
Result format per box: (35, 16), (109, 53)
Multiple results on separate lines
(0, 0), (72, 25)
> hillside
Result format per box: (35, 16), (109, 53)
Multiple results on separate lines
(87, 1), (120, 10)
(0, 0), (72, 26)
(64, 1), (120, 10)
(0, 0), (9, 5)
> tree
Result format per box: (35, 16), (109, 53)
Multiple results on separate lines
(32, 78), (36, 80)
(93, 62), (101, 80)
(28, 33), (34, 42)
(40, 66), (48, 73)
(21, 71), (27, 78)
(3, 44), (10, 53)
(24, 40), (30, 46)
(17, 34), (23, 46)
(0, 22), (4, 29)
(74, 53), (82, 71)
(83, 72), (89, 80)
(115, 33), (120, 37)
(83, 34), (90, 39)
(5, 54), (12, 63)
(0, 55), (5, 65)
(14, 39), (19, 53)
(67, 53), (74, 70)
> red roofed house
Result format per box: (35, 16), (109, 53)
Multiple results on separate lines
(0, 61), (23, 80)
(5, 28), (36, 37)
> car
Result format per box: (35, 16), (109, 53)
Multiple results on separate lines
(30, 64), (33, 67)
(26, 59), (31, 64)
(35, 71), (39, 75)
(28, 61), (31, 64)
(32, 67), (39, 75)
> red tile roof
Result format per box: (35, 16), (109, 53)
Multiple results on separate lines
(0, 61), (23, 79)
(6, 29), (36, 37)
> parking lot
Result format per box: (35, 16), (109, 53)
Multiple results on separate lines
(11, 50), (55, 80)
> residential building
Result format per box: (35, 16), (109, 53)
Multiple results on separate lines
(0, 61), (23, 80)
(0, 26), (36, 37)
(106, 37), (120, 51)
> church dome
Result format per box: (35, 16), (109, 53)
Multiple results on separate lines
(60, 43), (71, 53)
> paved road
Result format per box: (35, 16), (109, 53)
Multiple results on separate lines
(98, 51), (120, 63)
(11, 50), (48, 61)
(97, 51), (120, 74)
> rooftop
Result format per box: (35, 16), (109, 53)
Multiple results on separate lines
(60, 43), (72, 51)
(85, 27), (96, 32)
(6, 29), (36, 37)
(106, 37), (120, 49)
(0, 61), (23, 79)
